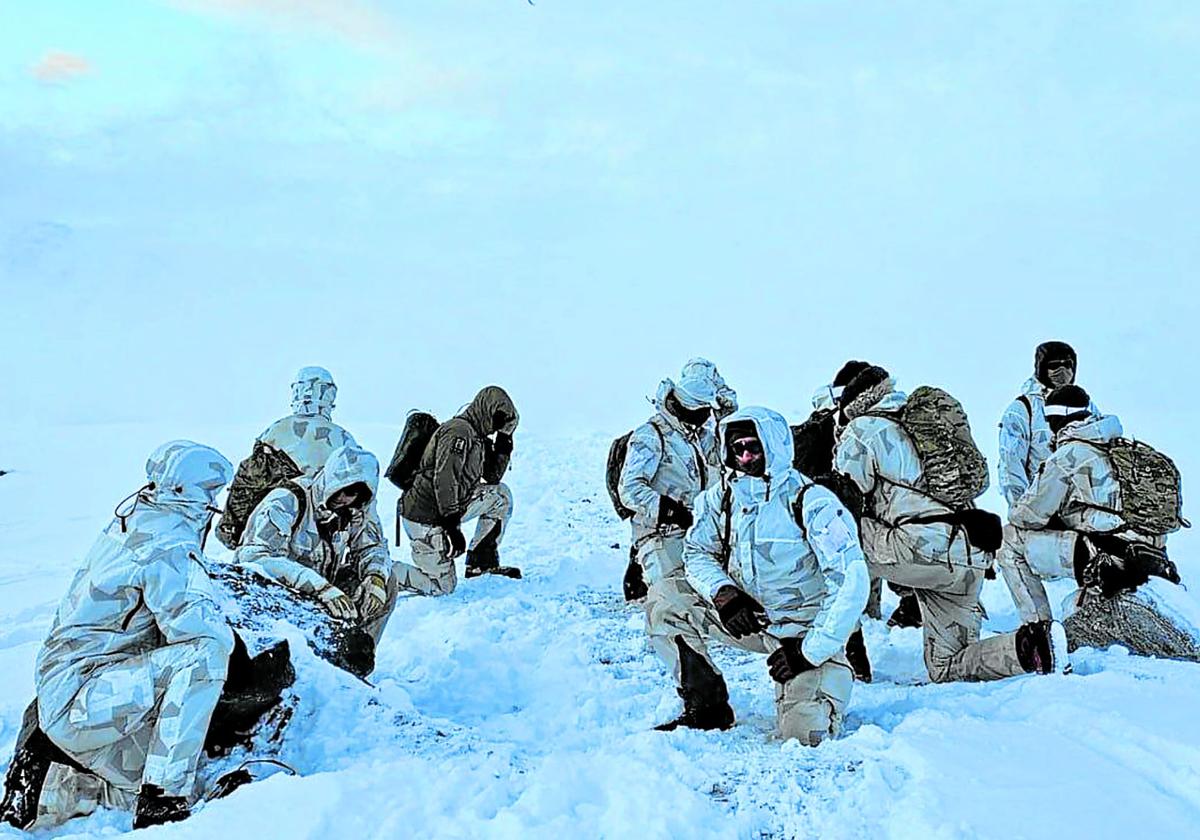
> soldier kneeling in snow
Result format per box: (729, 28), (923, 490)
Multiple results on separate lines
(997, 385), (1190, 658)
(651, 407), (869, 745)
(0, 442), (281, 829)
(235, 445), (398, 654)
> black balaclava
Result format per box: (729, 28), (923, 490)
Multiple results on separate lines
(723, 419), (766, 476)
(1035, 341), (1078, 389)
(1045, 384), (1091, 433)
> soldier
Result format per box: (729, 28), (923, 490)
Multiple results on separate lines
(833, 366), (1064, 681)
(235, 445), (398, 648)
(651, 407), (869, 742)
(997, 385), (1182, 627)
(4, 442), (236, 829)
(395, 386), (522, 592)
(258, 366), (358, 475)
(998, 341), (1095, 511)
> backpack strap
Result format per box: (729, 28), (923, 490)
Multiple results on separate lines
(283, 482), (308, 541)
(790, 482), (815, 542)
(717, 483), (733, 570)
(1017, 394), (1033, 424)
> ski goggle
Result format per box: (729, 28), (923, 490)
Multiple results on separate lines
(811, 385), (844, 411)
(728, 438), (763, 456)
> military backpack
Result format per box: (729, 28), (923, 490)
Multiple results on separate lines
(216, 441), (307, 550)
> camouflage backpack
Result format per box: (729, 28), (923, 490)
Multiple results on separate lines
(1094, 438), (1189, 537)
(216, 441), (307, 550)
(869, 386), (989, 509)
(606, 421), (666, 520)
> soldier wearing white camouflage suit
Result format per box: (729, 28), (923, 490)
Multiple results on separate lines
(258, 366), (358, 476)
(833, 366), (1063, 680)
(998, 341), (1096, 510)
(31, 441), (236, 829)
(649, 407), (869, 743)
(619, 369), (724, 627)
(997, 386), (1181, 626)
(235, 445), (398, 645)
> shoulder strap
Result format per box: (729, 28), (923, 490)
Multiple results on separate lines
(1017, 394), (1033, 423)
(718, 483), (733, 569)
(284, 482), (308, 540)
(791, 482), (815, 541)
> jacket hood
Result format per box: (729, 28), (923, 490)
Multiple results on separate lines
(291, 366), (337, 418)
(720, 406), (799, 482)
(312, 445), (380, 509)
(461, 386), (518, 437)
(1059, 413), (1123, 446)
(131, 440), (233, 530)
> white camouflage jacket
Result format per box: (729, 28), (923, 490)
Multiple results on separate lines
(618, 380), (723, 580)
(36, 442), (235, 798)
(684, 407), (869, 665)
(235, 445), (391, 596)
(999, 377), (1100, 509)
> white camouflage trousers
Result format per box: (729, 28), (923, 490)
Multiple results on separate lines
(646, 576), (854, 746)
(37, 635), (228, 822)
(396, 483), (513, 596)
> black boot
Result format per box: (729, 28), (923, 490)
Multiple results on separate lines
(133, 784), (190, 829)
(0, 701), (86, 830)
(622, 549), (648, 602)
(464, 526), (521, 579)
(845, 627), (872, 683)
(1016, 620), (1053, 674)
(655, 637), (734, 732)
(205, 636), (296, 757)
(887, 591), (923, 629)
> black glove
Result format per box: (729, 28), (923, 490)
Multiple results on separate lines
(1081, 535), (1179, 597)
(444, 524), (467, 558)
(713, 585), (768, 638)
(622, 554), (648, 602)
(493, 432), (514, 456)
(767, 637), (818, 684)
(657, 497), (694, 531)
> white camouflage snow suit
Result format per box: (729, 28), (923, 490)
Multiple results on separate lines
(34, 442), (236, 824)
(259, 366), (358, 477)
(235, 445), (397, 642)
(998, 376), (1100, 509)
(998, 413), (1129, 623)
(660, 407), (869, 744)
(619, 379), (723, 586)
(835, 383), (1026, 682)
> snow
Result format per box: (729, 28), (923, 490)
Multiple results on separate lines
(5, 2), (1200, 836)
(1, 423), (1198, 839)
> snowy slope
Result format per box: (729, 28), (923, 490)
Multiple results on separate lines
(1, 422), (1198, 839)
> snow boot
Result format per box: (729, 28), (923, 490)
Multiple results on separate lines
(623, 549), (648, 602)
(1016, 620), (1070, 674)
(845, 627), (872, 683)
(0, 702), (86, 829)
(887, 591), (923, 629)
(464, 527), (521, 579)
(205, 637), (295, 757)
(133, 784), (189, 829)
(655, 637), (735, 732)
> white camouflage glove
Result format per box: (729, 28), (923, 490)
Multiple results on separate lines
(317, 583), (358, 621)
(355, 573), (388, 620)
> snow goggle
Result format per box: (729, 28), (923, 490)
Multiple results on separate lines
(728, 438), (763, 456)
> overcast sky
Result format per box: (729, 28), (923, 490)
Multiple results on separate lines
(3, 1), (1198, 466)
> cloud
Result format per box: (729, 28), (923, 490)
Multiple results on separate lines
(169, 0), (403, 51)
(30, 51), (93, 84)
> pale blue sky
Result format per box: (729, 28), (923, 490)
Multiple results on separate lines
(3, 1), (1198, 465)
